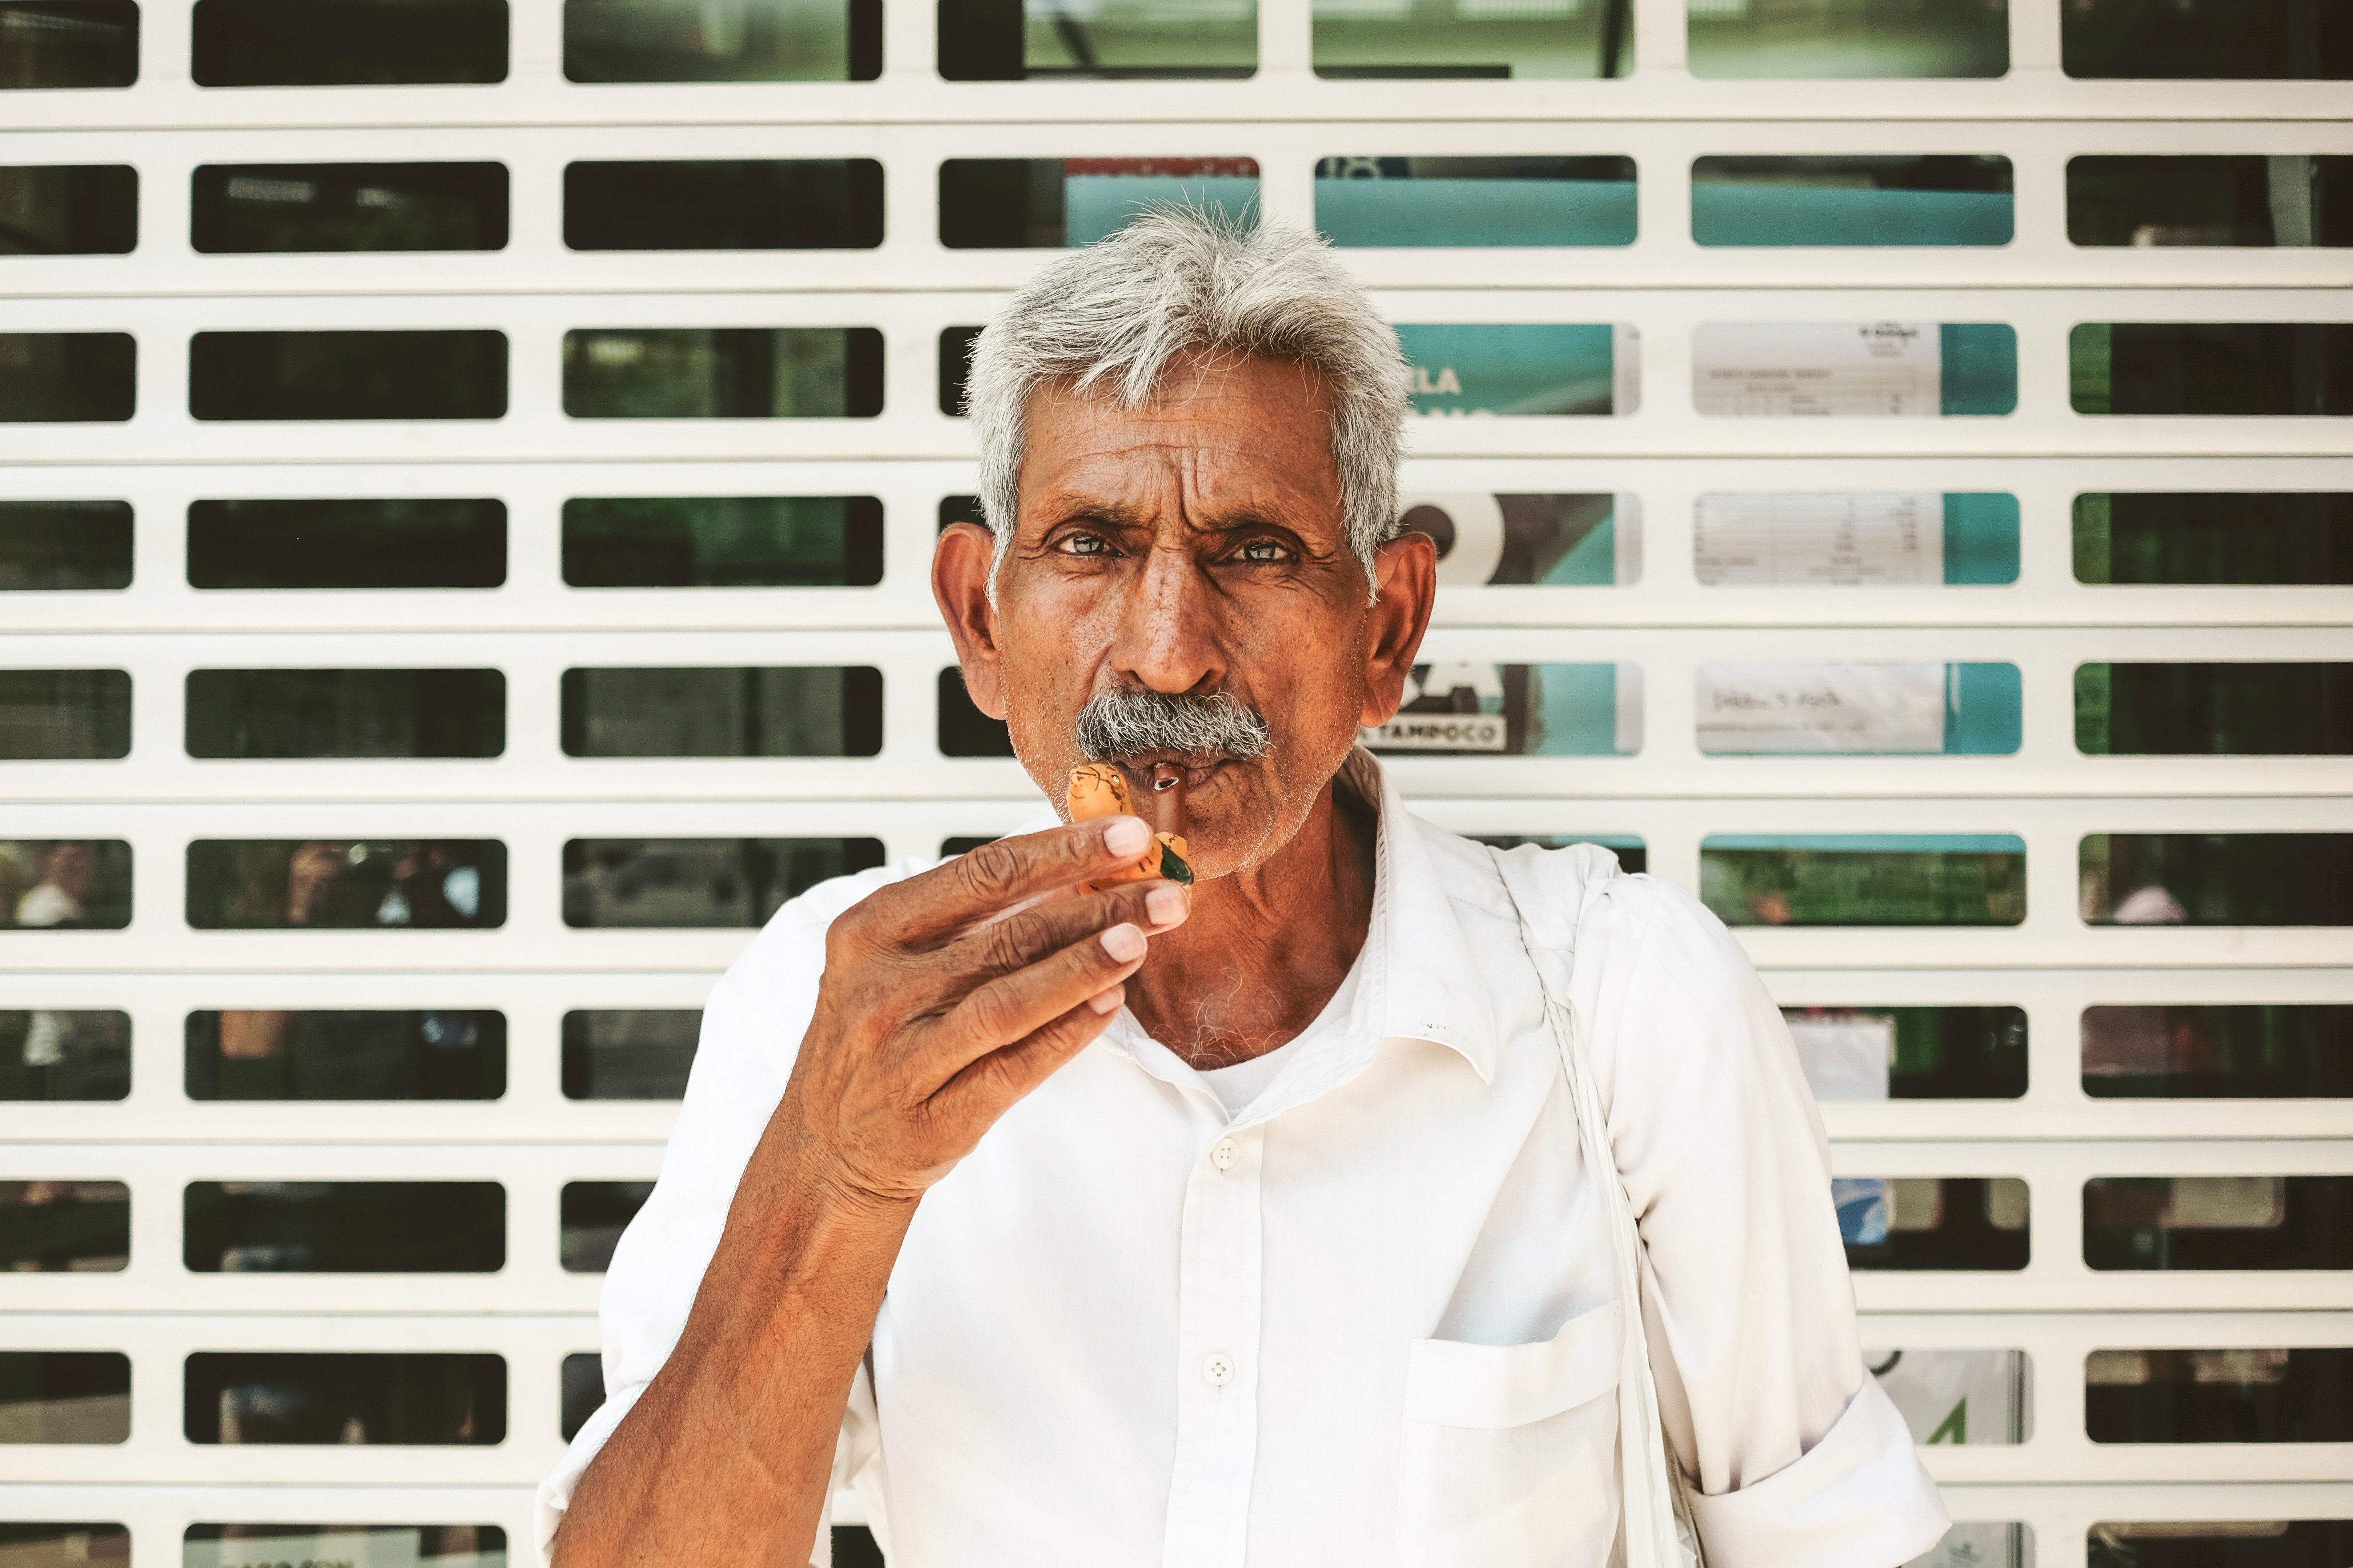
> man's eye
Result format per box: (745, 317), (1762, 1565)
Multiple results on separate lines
(1238, 538), (1292, 563)
(1059, 533), (1111, 556)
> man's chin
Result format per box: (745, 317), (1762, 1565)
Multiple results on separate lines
(1152, 760), (1292, 882)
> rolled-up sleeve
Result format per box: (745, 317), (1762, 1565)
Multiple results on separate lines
(533, 863), (920, 1568)
(1573, 874), (1949, 1568)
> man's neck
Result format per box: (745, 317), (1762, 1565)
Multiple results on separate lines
(1123, 770), (1379, 1070)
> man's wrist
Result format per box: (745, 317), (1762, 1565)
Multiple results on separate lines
(806, 1158), (926, 1225)
(760, 1101), (926, 1223)
(726, 1125), (920, 1309)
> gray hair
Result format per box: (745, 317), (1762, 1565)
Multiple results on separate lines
(963, 207), (1410, 590)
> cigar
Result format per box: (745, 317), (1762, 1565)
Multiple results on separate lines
(1149, 762), (1186, 841)
(1067, 763), (1194, 889)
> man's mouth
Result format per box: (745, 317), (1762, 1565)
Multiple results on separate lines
(1110, 753), (1230, 795)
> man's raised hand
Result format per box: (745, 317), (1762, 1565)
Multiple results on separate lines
(781, 814), (1187, 1206)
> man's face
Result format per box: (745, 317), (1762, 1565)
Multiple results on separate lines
(935, 353), (1434, 880)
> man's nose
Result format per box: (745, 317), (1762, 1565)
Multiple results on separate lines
(1110, 541), (1226, 696)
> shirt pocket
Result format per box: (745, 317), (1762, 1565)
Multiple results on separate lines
(1397, 1297), (1625, 1568)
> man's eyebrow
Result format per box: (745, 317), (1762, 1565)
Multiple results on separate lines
(1031, 498), (1156, 530)
(1026, 496), (1342, 549)
(1194, 508), (1308, 534)
(1190, 507), (1342, 547)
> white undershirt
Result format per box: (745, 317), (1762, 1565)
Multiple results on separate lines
(1193, 953), (1362, 1117)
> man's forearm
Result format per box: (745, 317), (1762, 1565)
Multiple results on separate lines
(554, 816), (1169, 1564)
(552, 1130), (917, 1568)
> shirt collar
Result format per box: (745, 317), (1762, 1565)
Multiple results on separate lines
(1346, 746), (1501, 1085)
(1093, 747), (1501, 1109)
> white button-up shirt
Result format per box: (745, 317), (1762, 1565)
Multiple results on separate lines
(539, 752), (1947, 1568)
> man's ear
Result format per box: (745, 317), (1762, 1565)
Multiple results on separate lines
(1359, 530), (1439, 728)
(933, 521), (1011, 719)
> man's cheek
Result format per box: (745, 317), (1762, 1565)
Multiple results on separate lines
(999, 633), (1088, 711)
(1262, 672), (1367, 745)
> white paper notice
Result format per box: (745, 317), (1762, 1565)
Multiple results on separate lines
(1612, 322), (1644, 417)
(1612, 492), (1644, 585)
(1696, 661), (1948, 753)
(1788, 1015), (1894, 1101)
(1692, 322), (1943, 417)
(1694, 492), (1945, 586)
(1613, 661), (1644, 755)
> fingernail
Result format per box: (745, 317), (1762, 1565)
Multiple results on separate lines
(1103, 816), (1150, 856)
(1100, 923), (1146, 962)
(1145, 883), (1187, 926)
(1086, 985), (1124, 1016)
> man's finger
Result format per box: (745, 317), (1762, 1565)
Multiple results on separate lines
(923, 924), (1149, 1070)
(932, 879), (1186, 990)
(887, 818), (1158, 948)
(930, 993), (1127, 1131)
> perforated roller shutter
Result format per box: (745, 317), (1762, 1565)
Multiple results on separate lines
(2, 0), (2348, 1563)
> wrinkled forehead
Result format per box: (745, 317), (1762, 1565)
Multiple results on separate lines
(1017, 354), (1345, 531)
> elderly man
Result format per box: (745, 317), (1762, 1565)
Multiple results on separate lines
(540, 211), (1948, 1568)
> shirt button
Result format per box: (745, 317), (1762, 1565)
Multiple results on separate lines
(1210, 1137), (1240, 1172)
(1203, 1353), (1236, 1388)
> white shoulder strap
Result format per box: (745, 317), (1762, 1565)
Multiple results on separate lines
(1487, 846), (1702, 1568)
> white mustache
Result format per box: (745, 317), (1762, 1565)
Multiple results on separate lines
(1074, 688), (1272, 762)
